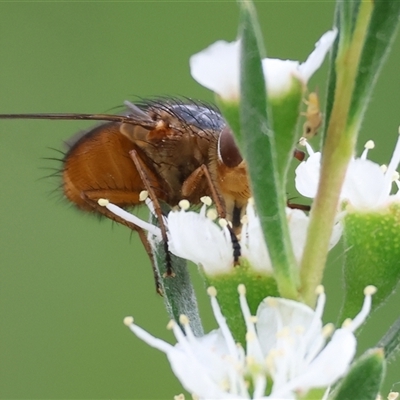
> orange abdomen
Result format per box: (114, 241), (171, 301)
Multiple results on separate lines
(62, 123), (158, 210)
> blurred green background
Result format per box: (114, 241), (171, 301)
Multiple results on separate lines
(0, 2), (399, 399)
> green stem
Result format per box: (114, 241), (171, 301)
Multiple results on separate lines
(299, 1), (373, 306)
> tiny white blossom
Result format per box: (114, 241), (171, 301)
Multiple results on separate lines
(190, 29), (337, 100)
(296, 131), (400, 210)
(99, 198), (341, 276)
(124, 285), (376, 399)
(168, 200), (341, 275)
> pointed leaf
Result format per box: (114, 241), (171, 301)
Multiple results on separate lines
(238, 0), (298, 299)
(330, 348), (385, 400)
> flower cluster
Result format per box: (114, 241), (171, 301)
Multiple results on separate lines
(295, 131), (400, 211)
(124, 284), (376, 399)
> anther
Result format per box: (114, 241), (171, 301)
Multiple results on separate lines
(123, 316), (134, 326)
(98, 198), (109, 206)
(178, 199), (190, 210)
(200, 196), (212, 206)
(139, 190), (148, 201)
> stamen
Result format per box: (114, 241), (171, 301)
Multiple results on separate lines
(361, 140), (375, 160)
(392, 171), (400, 182)
(179, 199), (190, 210)
(299, 137), (307, 146)
(381, 164), (388, 173)
(238, 285), (264, 363)
(299, 138), (315, 156)
(127, 321), (173, 353)
(174, 394), (185, 400)
(384, 131), (400, 189)
(207, 286), (238, 360)
(102, 201), (162, 239)
(252, 374), (267, 399)
(349, 285), (376, 331)
(388, 392), (399, 400)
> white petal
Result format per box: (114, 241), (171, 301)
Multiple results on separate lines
(277, 329), (356, 394)
(262, 58), (300, 96)
(167, 210), (234, 275)
(287, 208), (309, 262)
(240, 203), (273, 273)
(256, 297), (321, 358)
(342, 158), (387, 208)
(190, 40), (241, 101)
(298, 29), (338, 81)
(295, 151), (321, 198)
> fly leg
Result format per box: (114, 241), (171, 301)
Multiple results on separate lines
(129, 149), (174, 277)
(182, 164), (241, 263)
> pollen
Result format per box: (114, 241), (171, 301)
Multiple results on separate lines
(139, 190), (148, 201)
(173, 394), (185, 400)
(97, 198), (109, 206)
(207, 286), (217, 297)
(123, 316), (134, 326)
(178, 199), (190, 210)
(200, 196), (212, 206)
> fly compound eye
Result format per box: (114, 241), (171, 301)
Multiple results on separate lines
(218, 125), (243, 168)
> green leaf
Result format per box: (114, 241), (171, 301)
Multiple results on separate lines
(238, 0), (298, 300)
(322, 3), (339, 146)
(330, 348), (385, 400)
(348, 0), (400, 132)
(150, 212), (203, 337)
(269, 83), (303, 181)
(339, 204), (400, 325)
(377, 315), (400, 363)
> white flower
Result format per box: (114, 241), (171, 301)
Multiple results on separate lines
(124, 285), (376, 399)
(190, 29), (337, 100)
(98, 197), (341, 276)
(295, 131), (400, 210)
(168, 199), (341, 275)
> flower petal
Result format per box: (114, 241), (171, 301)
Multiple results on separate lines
(298, 29), (338, 81)
(167, 209), (234, 275)
(190, 40), (241, 101)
